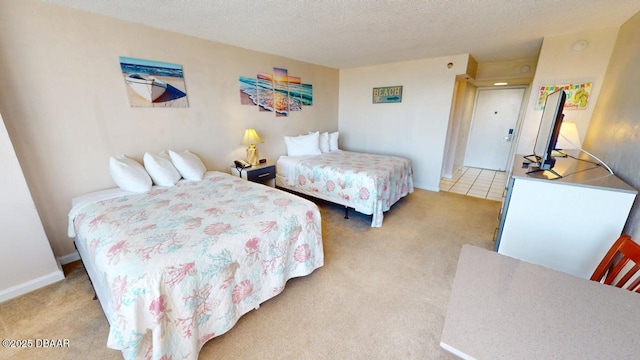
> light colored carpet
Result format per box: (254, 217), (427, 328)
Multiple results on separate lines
(0, 189), (500, 359)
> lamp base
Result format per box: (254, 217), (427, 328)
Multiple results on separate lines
(552, 149), (567, 158)
(246, 145), (258, 166)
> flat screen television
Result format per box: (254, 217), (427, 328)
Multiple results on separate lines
(526, 89), (566, 178)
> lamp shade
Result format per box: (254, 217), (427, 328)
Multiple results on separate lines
(241, 128), (263, 145)
(556, 122), (582, 150)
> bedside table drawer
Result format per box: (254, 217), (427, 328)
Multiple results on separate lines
(246, 165), (275, 182)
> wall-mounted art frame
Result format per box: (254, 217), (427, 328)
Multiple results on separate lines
(373, 85), (402, 104)
(239, 67), (313, 117)
(119, 56), (188, 108)
(257, 72), (274, 112)
(535, 82), (592, 111)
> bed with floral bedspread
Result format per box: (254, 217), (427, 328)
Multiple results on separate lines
(276, 150), (414, 227)
(69, 171), (324, 360)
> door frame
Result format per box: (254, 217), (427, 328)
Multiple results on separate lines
(464, 85), (530, 173)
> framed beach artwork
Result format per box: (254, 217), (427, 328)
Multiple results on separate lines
(288, 76), (302, 112)
(238, 76), (257, 105)
(239, 67), (313, 117)
(119, 56), (189, 108)
(274, 67), (289, 117)
(257, 73), (274, 112)
(301, 83), (313, 106)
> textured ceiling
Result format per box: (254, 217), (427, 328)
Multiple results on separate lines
(45, 0), (640, 69)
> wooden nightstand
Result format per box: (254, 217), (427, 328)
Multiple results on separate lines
(230, 163), (276, 186)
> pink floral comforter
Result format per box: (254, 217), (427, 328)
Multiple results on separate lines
(289, 150), (413, 227)
(72, 172), (323, 360)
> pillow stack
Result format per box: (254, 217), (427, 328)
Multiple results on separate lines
(328, 131), (339, 152)
(109, 150), (207, 192)
(284, 132), (323, 156)
(284, 131), (339, 156)
(314, 131), (339, 153)
(318, 131), (330, 153)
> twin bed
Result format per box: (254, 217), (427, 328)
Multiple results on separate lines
(69, 148), (413, 359)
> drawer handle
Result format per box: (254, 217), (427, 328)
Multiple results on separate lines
(257, 173), (271, 178)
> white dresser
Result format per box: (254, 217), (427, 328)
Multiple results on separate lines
(495, 152), (637, 278)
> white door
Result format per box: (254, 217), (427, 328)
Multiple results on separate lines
(464, 88), (525, 171)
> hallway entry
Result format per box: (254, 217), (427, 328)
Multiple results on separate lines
(440, 167), (506, 201)
(464, 87), (525, 171)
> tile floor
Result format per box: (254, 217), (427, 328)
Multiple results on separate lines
(440, 167), (507, 201)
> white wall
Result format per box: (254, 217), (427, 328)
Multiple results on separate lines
(441, 79), (462, 178)
(516, 28), (619, 154)
(452, 82), (477, 176)
(338, 55), (470, 190)
(442, 79), (477, 178)
(0, 113), (63, 301)
(0, 0), (339, 259)
(582, 11), (640, 240)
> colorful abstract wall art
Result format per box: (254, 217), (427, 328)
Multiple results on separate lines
(239, 67), (312, 117)
(119, 56), (189, 108)
(535, 83), (592, 111)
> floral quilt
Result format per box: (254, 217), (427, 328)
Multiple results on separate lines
(72, 172), (324, 360)
(287, 150), (413, 227)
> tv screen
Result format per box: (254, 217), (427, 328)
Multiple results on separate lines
(532, 89), (566, 171)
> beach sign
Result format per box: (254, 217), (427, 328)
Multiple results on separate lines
(373, 86), (403, 104)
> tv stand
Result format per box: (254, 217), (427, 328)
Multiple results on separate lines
(523, 154), (561, 179)
(525, 166), (562, 180)
(495, 153), (637, 278)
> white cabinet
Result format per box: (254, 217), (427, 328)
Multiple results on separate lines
(495, 153), (637, 278)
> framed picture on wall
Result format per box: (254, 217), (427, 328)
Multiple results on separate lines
(535, 82), (592, 111)
(373, 86), (403, 104)
(119, 56), (189, 108)
(238, 67), (313, 116)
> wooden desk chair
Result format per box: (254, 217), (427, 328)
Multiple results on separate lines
(591, 234), (640, 292)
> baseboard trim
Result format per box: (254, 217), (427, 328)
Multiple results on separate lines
(58, 251), (80, 265)
(413, 182), (440, 192)
(0, 270), (65, 303)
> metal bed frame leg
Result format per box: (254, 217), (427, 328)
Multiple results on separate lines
(74, 242), (98, 300)
(74, 243), (109, 324)
(344, 206), (349, 219)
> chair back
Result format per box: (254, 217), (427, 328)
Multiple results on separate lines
(591, 235), (640, 292)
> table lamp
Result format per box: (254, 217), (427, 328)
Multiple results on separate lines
(241, 128), (263, 165)
(554, 122), (582, 156)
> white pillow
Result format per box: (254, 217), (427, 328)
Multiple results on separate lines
(168, 150), (206, 181)
(284, 132), (322, 156)
(109, 155), (152, 193)
(307, 131), (330, 153)
(319, 132), (330, 153)
(143, 151), (181, 186)
(329, 131), (339, 152)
